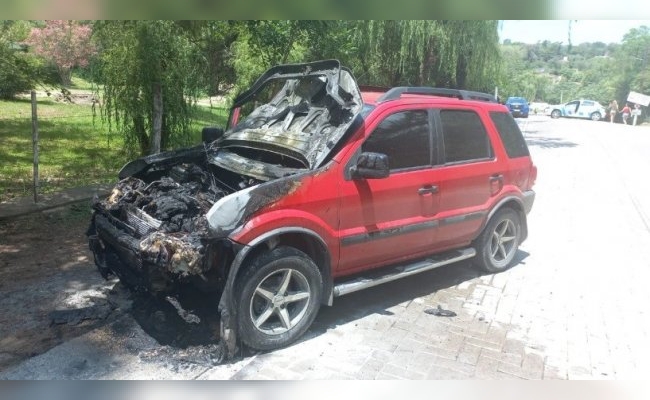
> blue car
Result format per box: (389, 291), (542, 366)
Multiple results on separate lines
(505, 97), (530, 118)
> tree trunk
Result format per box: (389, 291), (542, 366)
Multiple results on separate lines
(59, 67), (72, 87)
(134, 114), (148, 155)
(151, 83), (163, 154)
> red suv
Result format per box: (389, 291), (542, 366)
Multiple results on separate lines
(88, 60), (536, 357)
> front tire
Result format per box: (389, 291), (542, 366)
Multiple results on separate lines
(474, 208), (522, 273)
(236, 246), (323, 351)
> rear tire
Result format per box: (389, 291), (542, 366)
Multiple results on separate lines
(474, 208), (522, 273)
(236, 246), (322, 351)
(550, 109), (561, 119)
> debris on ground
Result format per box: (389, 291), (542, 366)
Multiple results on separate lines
(424, 305), (457, 317)
(138, 342), (225, 367)
(165, 296), (201, 324)
(49, 301), (116, 326)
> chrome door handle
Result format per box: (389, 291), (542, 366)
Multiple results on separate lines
(418, 185), (439, 195)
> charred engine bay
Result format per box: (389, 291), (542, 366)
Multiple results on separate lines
(95, 161), (259, 277)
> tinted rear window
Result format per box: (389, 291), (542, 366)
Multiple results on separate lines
(490, 112), (530, 158)
(440, 110), (492, 163)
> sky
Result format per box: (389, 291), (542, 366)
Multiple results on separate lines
(499, 20), (650, 45)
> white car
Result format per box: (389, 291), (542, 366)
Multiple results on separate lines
(548, 99), (606, 121)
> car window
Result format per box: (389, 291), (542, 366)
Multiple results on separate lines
(490, 111), (530, 158)
(440, 110), (493, 163)
(362, 110), (431, 170)
(583, 101), (594, 106)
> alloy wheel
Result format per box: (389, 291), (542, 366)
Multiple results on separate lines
(488, 218), (518, 264)
(249, 268), (311, 335)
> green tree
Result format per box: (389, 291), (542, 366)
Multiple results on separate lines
(615, 26), (650, 102)
(0, 20), (57, 99)
(94, 21), (203, 155)
(348, 21), (501, 91)
(176, 20), (242, 96)
(229, 21), (326, 95)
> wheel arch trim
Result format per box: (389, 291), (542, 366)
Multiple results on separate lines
(477, 195), (528, 243)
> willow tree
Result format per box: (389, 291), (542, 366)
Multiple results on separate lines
(350, 20), (501, 91)
(615, 26), (650, 102)
(94, 21), (203, 156)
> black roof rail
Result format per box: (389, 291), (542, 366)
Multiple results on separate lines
(376, 87), (498, 103)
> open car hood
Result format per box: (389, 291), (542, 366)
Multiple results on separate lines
(218, 60), (363, 169)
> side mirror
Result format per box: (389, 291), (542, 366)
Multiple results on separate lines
(350, 152), (390, 179)
(202, 127), (224, 143)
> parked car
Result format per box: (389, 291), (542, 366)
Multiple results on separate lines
(505, 97), (530, 118)
(87, 60), (537, 357)
(549, 99), (606, 121)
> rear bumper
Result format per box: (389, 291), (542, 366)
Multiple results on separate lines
(522, 190), (535, 214)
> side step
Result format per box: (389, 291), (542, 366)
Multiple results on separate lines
(333, 247), (476, 297)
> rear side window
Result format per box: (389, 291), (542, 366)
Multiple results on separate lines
(490, 111), (530, 158)
(440, 110), (492, 163)
(363, 110), (431, 170)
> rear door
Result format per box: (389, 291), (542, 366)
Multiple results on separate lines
(432, 107), (502, 250)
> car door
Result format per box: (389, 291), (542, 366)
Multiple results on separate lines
(563, 100), (580, 118)
(432, 108), (502, 250)
(337, 106), (440, 273)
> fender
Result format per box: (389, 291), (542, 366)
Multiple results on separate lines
(218, 225), (333, 359)
(231, 209), (339, 246)
(475, 191), (529, 242)
(488, 189), (525, 218)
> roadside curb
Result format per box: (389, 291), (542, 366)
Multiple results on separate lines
(0, 185), (112, 220)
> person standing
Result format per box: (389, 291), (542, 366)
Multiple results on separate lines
(608, 100), (619, 123)
(621, 103), (631, 124)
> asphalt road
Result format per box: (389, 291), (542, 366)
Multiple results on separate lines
(3, 115), (650, 379)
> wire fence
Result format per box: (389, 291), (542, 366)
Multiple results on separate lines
(0, 113), (96, 120)
(0, 97), (230, 202)
(0, 108), (229, 121)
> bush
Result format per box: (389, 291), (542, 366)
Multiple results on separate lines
(0, 45), (59, 99)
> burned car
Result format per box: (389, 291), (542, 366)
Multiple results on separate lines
(89, 60), (536, 358)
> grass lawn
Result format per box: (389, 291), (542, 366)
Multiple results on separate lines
(0, 96), (229, 202)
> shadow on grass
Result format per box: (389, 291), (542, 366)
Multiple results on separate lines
(0, 117), (126, 200)
(2, 105), (226, 201)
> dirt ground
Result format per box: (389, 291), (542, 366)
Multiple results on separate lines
(0, 204), (124, 372)
(0, 203), (227, 374)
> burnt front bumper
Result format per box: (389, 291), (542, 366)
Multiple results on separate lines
(88, 211), (239, 296)
(88, 213), (170, 292)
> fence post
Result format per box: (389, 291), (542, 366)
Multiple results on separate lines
(31, 90), (39, 203)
